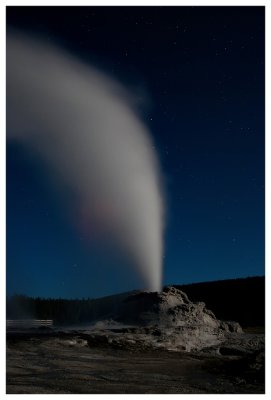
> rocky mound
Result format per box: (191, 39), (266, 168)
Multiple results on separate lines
(88, 286), (243, 352)
(117, 286), (241, 331)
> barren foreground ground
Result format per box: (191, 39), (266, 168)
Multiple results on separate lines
(6, 331), (264, 394)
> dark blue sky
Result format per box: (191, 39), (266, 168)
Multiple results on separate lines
(7, 6), (265, 298)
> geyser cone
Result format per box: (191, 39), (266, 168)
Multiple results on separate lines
(7, 32), (165, 292)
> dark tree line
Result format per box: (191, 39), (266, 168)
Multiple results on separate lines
(6, 290), (130, 326)
(6, 295), (97, 325)
(6, 276), (265, 327)
(175, 276), (265, 328)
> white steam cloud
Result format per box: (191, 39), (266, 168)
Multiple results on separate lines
(7, 33), (165, 292)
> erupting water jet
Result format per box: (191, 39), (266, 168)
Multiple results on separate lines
(7, 32), (165, 292)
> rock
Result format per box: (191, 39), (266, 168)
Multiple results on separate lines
(219, 320), (243, 333)
(83, 286), (247, 352)
(69, 286), (262, 355)
(117, 286), (222, 330)
(87, 334), (110, 347)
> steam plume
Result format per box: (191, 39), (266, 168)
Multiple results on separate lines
(7, 33), (164, 292)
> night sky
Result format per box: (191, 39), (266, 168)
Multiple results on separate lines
(6, 6), (265, 299)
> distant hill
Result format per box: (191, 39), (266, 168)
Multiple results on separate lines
(7, 276), (264, 328)
(174, 276), (265, 328)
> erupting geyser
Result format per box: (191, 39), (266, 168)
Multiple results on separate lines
(7, 32), (165, 292)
